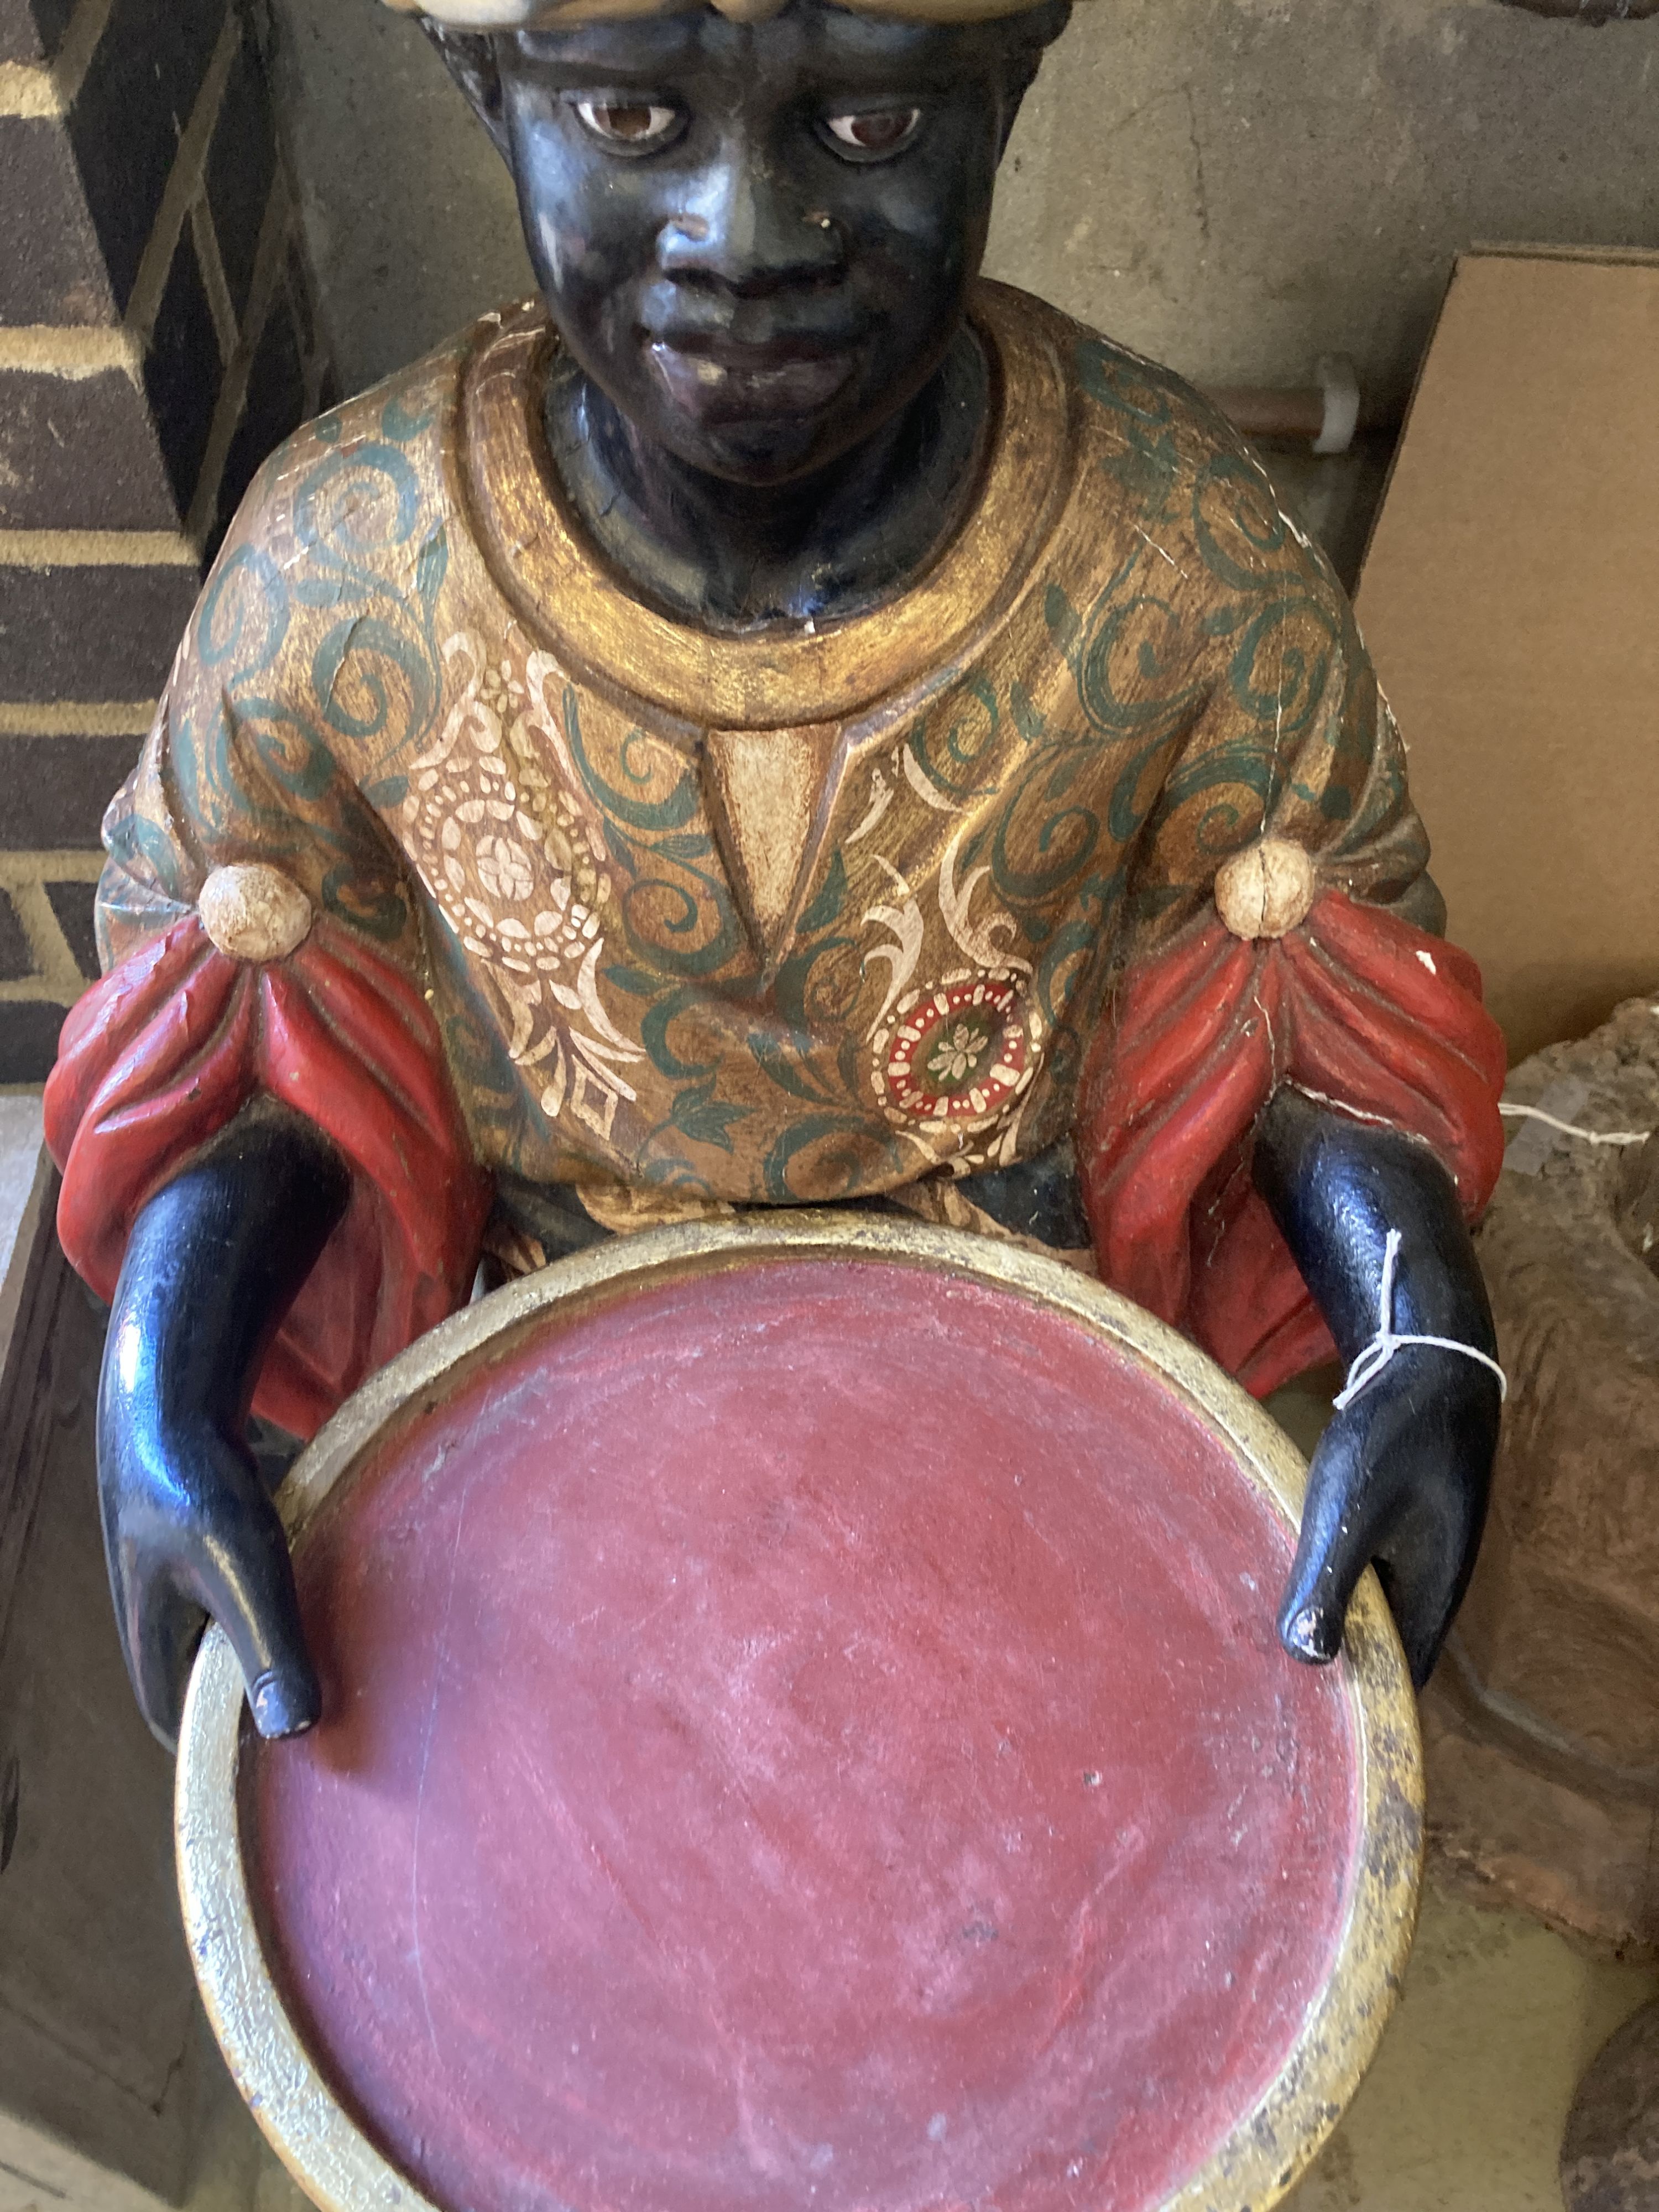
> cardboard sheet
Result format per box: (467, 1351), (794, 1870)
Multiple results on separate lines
(1355, 246), (1659, 1062)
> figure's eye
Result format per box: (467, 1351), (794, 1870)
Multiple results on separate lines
(572, 100), (682, 152)
(822, 107), (922, 160)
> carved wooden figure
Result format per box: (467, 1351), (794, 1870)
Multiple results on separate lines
(42, 0), (1508, 1754)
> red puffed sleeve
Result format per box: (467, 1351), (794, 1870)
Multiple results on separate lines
(44, 885), (492, 1441)
(1077, 858), (1507, 1399)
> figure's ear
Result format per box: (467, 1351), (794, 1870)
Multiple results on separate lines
(421, 23), (512, 161)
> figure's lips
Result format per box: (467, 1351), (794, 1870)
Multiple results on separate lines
(645, 335), (859, 421)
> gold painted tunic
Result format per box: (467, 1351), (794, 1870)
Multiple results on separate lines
(96, 281), (1433, 1238)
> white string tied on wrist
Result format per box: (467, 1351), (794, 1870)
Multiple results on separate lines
(1332, 1230), (1509, 1413)
(1499, 1100), (1651, 1149)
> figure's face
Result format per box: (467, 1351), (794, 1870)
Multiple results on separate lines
(474, 6), (1039, 485)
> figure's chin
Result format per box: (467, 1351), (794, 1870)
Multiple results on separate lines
(643, 343), (862, 482)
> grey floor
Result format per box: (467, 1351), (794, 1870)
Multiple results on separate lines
(1290, 1879), (1658, 2210)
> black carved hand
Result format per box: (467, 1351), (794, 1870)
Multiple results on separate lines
(99, 1390), (320, 1748)
(98, 1102), (351, 1750)
(1276, 1347), (1499, 1688)
(1254, 1088), (1501, 1689)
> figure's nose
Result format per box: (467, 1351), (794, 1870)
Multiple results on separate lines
(659, 142), (843, 295)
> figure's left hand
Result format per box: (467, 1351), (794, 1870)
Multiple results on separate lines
(1283, 1336), (1504, 1681)
(1276, 1344), (1500, 1688)
(1251, 1086), (1504, 1689)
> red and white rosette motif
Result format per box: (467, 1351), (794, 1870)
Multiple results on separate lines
(873, 971), (1035, 1131)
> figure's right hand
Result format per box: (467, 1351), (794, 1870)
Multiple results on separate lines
(99, 1394), (320, 1750)
(95, 1100), (351, 1752)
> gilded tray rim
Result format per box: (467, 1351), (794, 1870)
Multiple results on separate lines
(175, 1208), (1423, 2212)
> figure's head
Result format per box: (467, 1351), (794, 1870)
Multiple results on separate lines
(410, 0), (1069, 485)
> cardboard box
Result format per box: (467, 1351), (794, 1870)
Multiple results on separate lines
(1355, 246), (1659, 1063)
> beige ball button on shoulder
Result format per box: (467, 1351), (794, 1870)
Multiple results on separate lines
(197, 864), (315, 964)
(1214, 839), (1318, 942)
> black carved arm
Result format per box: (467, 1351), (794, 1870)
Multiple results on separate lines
(1253, 1087), (1502, 1687)
(98, 1100), (350, 1750)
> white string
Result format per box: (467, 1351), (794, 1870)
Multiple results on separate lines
(1332, 1230), (1509, 1413)
(1499, 1102), (1651, 1149)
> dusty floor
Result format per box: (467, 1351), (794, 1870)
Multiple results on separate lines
(1287, 1877), (1659, 2210)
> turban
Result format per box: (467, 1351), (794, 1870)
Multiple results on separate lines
(384, 0), (1061, 24)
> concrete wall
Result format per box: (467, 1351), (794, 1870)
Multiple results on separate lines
(265, 0), (1659, 416)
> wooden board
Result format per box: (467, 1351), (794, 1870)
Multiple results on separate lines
(1355, 246), (1659, 1062)
(0, 1167), (204, 2212)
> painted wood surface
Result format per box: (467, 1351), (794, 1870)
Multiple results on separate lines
(243, 1254), (1360, 2212)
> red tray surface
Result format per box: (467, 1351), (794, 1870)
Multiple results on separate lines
(245, 1257), (1360, 2212)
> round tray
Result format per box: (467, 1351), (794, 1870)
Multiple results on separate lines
(176, 1213), (1421, 2212)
